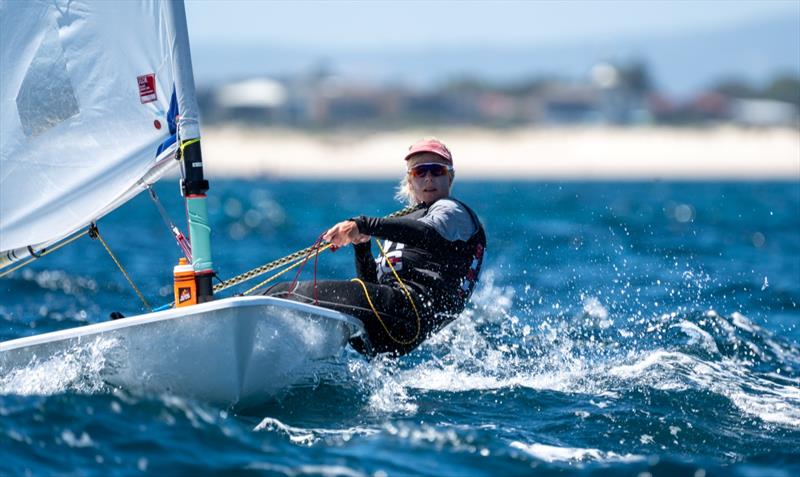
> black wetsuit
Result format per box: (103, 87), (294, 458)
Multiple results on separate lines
(262, 198), (486, 356)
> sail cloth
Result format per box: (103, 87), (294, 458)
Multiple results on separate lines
(0, 0), (201, 256)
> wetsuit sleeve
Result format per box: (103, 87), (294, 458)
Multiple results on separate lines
(353, 241), (378, 282)
(352, 216), (449, 249)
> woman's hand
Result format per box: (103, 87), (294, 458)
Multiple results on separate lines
(322, 220), (370, 247)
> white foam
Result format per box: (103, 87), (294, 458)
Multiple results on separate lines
(582, 295), (611, 327)
(0, 336), (117, 395)
(345, 270), (800, 431)
(245, 462), (367, 477)
(510, 441), (644, 464)
(608, 349), (800, 428)
(382, 422), (480, 454)
(253, 417), (377, 446)
(731, 312), (756, 333)
(672, 320), (720, 355)
(60, 429), (94, 448)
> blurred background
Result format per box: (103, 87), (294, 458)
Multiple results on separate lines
(185, 1), (799, 133)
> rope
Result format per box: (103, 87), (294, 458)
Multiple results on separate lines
(286, 236), (325, 304)
(157, 243), (332, 308)
(151, 204), (419, 309)
(89, 224), (152, 311)
(0, 229), (90, 278)
(240, 246), (331, 296)
(147, 185), (192, 260)
(350, 237), (421, 346)
(212, 204), (417, 294)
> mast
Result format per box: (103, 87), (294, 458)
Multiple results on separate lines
(165, 1), (214, 302)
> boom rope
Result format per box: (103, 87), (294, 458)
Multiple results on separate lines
(89, 224), (152, 311)
(211, 204), (418, 294)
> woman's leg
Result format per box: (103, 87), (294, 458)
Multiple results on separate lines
(262, 280), (431, 356)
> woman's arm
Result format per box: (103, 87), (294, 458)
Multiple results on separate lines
(353, 241), (378, 282)
(352, 216), (448, 249)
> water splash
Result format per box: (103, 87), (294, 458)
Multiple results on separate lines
(346, 267), (800, 434)
(0, 337), (117, 395)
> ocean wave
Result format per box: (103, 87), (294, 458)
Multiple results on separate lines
(509, 441), (645, 464)
(253, 416), (378, 446)
(348, 271), (800, 432)
(244, 462), (367, 477)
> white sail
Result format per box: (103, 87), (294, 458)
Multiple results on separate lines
(0, 0), (199, 255)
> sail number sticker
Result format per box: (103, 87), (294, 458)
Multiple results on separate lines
(137, 74), (157, 103)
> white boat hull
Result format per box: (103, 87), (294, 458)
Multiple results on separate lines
(0, 296), (364, 407)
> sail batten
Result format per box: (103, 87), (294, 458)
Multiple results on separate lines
(0, 0), (190, 255)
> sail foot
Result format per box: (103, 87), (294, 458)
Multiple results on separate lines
(0, 246), (33, 270)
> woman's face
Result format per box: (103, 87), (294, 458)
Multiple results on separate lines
(406, 152), (452, 204)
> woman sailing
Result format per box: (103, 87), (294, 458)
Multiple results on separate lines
(263, 138), (486, 356)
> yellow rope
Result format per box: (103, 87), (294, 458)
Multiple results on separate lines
(350, 238), (421, 345)
(0, 230), (90, 278)
(91, 226), (152, 311)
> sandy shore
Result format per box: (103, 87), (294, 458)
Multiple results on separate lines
(200, 126), (800, 180)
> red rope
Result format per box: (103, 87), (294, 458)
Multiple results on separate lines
(312, 236), (322, 305)
(288, 235), (325, 305)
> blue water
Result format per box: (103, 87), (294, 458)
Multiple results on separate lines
(1, 180), (799, 476)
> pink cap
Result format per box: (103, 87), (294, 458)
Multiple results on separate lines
(404, 138), (453, 164)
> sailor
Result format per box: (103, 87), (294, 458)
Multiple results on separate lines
(262, 138), (486, 357)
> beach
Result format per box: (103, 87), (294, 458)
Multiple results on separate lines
(200, 126), (800, 180)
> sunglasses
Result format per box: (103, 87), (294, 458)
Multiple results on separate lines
(408, 163), (453, 178)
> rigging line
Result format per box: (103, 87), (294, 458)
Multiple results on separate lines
(240, 261), (299, 296)
(153, 244), (319, 306)
(153, 246), (325, 308)
(0, 229), (90, 278)
(89, 224), (152, 312)
(241, 244), (332, 296)
(288, 237), (322, 297)
(146, 185), (192, 260)
(212, 204), (418, 294)
(350, 237), (421, 346)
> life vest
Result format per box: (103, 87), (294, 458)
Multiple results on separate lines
(376, 198), (486, 313)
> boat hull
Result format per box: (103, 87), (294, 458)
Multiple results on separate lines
(0, 296), (364, 407)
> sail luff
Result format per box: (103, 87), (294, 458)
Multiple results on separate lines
(163, 0), (200, 142)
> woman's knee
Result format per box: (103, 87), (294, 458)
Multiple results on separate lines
(261, 281), (293, 296)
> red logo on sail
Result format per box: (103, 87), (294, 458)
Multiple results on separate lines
(138, 74), (157, 103)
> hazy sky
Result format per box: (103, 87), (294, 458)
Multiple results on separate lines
(186, 0), (798, 49)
